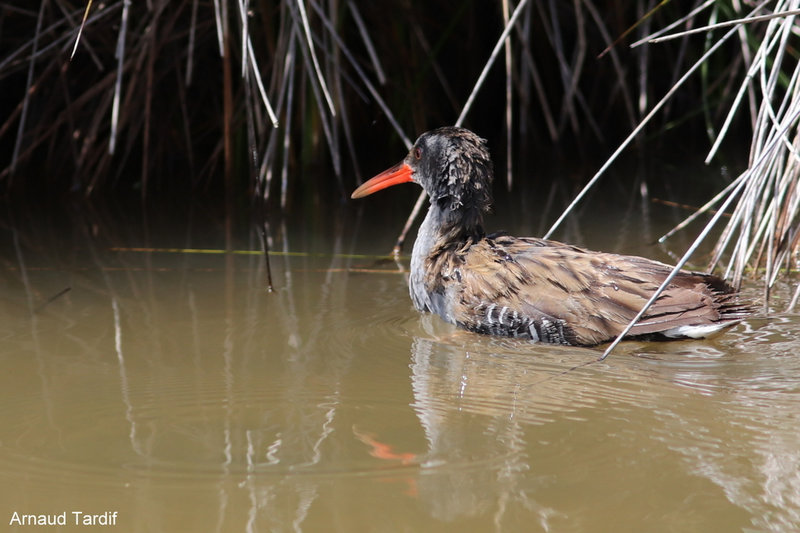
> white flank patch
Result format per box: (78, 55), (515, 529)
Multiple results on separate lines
(662, 323), (735, 339)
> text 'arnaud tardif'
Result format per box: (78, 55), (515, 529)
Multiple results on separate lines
(9, 511), (118, 526)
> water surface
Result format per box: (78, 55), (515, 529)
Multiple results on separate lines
(2, 187), (799, 532)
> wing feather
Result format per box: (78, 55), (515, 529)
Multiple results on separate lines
(427, 236), (748, 346)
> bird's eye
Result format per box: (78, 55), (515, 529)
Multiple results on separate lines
(414, 147), (422, 160)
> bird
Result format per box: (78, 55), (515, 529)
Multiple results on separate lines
(351, 127), (751, 346)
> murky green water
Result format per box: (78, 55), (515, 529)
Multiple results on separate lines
(2, 186), (800, 532)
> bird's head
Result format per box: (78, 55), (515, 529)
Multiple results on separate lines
(351, 127), (494, 216)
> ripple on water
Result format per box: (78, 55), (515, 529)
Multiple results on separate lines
(336, 309), (419, 355)
(408, 323), (644, 427)
(404, 310), (800, 430)
(0, 370), (523, 487)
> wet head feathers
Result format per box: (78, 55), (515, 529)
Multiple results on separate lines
(413, 127), (494, 214)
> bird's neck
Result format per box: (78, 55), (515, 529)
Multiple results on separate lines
(409, 202), (484, 313)
(418, 201), (484, 251)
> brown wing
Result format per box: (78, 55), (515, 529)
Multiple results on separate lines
(431, 235), (747, 346)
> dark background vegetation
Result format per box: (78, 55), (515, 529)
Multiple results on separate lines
(0, 1), (754, 205)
